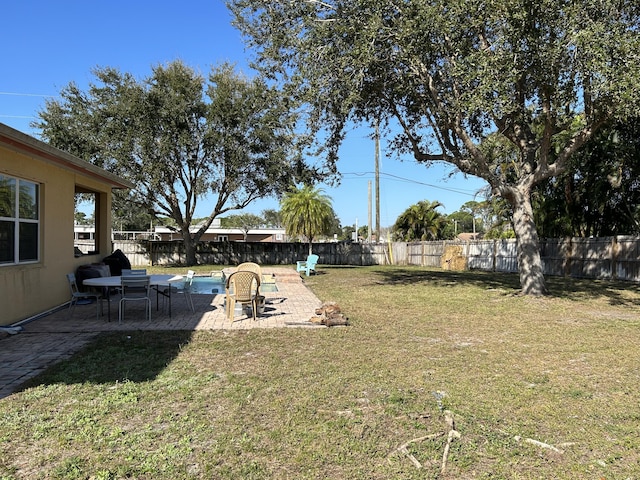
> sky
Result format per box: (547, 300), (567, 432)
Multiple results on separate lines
(1, 0), (488, 228)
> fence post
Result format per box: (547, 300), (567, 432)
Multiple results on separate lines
(562, 237), (572, 277)
(465, 239), (470, 265)
(612, 236), (618, 280)
(493, 239), (497, 272)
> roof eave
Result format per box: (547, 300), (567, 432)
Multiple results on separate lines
(0, 123), (134, 190)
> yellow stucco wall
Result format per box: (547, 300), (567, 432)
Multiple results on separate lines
(0, 130), (126, 325)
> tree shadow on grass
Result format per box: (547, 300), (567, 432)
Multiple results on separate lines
(18, 330), (194, 391)
(545, 276), (640, 307)
(354, 266), (640, 307)
(361, 266), (521, 290)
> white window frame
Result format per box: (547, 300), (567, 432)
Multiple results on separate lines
(0, 174), (40, 265)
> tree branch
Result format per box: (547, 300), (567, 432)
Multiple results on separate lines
(537, 114), (610, 183)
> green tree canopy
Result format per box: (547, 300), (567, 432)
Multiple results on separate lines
(261, 209), (283, 228)
(74, 211), (91, 226)
(340, 225), (356, 242)
(444, 211), (474, 238)
(392, 200), (445, 241)
(280, 185), (335, 254)
(533, 118), (640, 238)
(35, 60), (313, 265)
(221, 213), (264, 240)
(479, 197), (515, 239)
(229, 0), (640, 294)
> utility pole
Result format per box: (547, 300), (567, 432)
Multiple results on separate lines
(374, 119), (380, 242)
(367, 180), (372, 243)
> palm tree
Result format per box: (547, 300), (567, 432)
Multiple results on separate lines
(280, 186), (335, 254)
(393, 200), (445, 241)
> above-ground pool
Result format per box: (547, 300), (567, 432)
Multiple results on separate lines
(189, 275), (278, 295)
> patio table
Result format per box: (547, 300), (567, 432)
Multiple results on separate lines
(83, 274), (184, 320)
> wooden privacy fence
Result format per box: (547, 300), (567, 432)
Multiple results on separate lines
(112, 240), (389, 267)
(111, 235), (640, 282)
(390, 236), (640, 281)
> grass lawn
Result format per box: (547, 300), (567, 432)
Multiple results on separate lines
(2, 265), (640, 479)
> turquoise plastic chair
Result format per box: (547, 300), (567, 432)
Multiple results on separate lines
(296, 254), (319, 276)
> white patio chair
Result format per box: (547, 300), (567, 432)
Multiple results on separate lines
(66, 273), (103, 321)
(119, 275), (151, 323)
(180, 270), (196, 312)
(157, 270), (195, 313)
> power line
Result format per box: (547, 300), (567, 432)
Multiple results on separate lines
(342, 171), (482, 197)
(0, 92), (56, 122)
(0, 91), (56, 98)
(0, 114), (38, 119)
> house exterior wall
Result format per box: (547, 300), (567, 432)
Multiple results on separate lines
(0, 124), (130, 325)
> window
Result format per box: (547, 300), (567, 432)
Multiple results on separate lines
(0, 174), (39, 265)
(74, 190), (99, 255)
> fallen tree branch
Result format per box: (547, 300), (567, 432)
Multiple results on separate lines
(316, 408), (353, 416)
(391, 433), (443, 469)
(441, 410), (461, 474)
(390, 410), (462, 472)
(513, 435), (565, 454)
(399, 445), (423, 469)
(397, 432), (444, 450)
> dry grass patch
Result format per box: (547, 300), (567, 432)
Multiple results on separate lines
(1, 266), (640, 479)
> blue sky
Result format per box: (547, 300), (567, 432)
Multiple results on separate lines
(1, 0), (488, 228)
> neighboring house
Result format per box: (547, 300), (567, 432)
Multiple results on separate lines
(74, 224), (288, 251)
(457, 232), (482, 242)
(0, 123), (132, 326)
(153, 225), (288, 243)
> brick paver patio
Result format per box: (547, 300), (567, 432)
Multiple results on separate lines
(0, 267), (323, 398)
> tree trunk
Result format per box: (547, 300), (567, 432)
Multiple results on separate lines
(509, 188), (548, 296)
(183, 233), (198, 266)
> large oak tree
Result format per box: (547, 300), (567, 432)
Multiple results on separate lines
(229, 0), (640, 294)
(35, 61), (314, 265)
